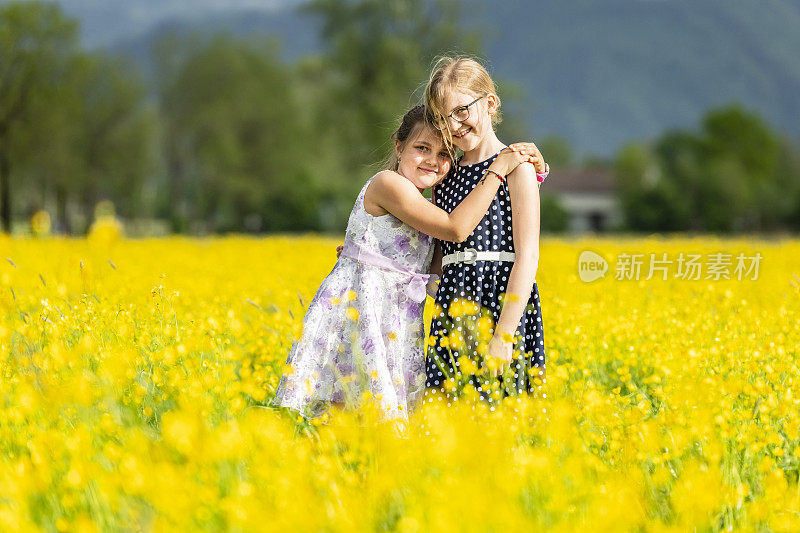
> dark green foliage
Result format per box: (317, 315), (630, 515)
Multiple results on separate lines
(153, 33), (315, 233)
(615, 104), (800, 233)
(299, 0), (482, 229)
(0, 1), (154, 233)
(0, 1), (79, 232)
(540, 194), (569, 233)
(3, 1), (800, 235)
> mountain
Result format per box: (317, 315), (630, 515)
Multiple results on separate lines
(0, 0), (308, 48)
(478, 0), (800, 158)
(105, 7), (322, 75)
(11, 0), (800, 158)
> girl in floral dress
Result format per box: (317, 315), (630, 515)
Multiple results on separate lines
(272, 105), (540, 421)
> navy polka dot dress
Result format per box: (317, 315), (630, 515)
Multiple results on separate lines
(424, 152), (546, 408)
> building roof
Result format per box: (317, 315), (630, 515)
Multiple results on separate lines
(543, 167), (618, 194)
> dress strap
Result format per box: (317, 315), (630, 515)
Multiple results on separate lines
(357, 173), (382, 206)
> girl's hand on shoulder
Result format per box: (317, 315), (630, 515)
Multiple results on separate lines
(496, 144), (540, 176)
(505, 142), (547, 174)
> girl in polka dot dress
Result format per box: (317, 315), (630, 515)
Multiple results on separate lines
(423, 56), (549, 411)
(274, 105), (540, 422)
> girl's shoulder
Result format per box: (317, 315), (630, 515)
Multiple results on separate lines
(362, 170), (418, 217)
(361, 170), (398, 196)
(371, 169), (404, 184)
(369, 170), (419, 195)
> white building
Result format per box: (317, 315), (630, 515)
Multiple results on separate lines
(546, 167), (622, 233)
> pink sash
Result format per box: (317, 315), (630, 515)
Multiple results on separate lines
(341, 240), (437, 303)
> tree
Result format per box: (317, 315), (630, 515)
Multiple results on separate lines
(615, 141), (689, 232)
(775, 136), (800, 230)
(305, 0), (474, 156)
(17, 51), (155, 233)
(154, 33), (314, 232)
(537, 135), (574, 168)
(301, 0), (481, 228)
(654, 130), (704, 231)
(74, 53), (155, 227)
(615, 104), (800, 233)
(696, 105), (784, 231)
(540, 193), (569, 233)
(0, 2), (78, 232)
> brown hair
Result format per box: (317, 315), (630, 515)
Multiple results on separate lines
(424, 56), (502, 153)
(384, 105), (449, 171)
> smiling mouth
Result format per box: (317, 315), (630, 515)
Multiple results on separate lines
(454, 127), (471, 138)
(419, 167), (437, 174)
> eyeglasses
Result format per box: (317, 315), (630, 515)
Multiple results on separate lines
(433, 95), (486, 131)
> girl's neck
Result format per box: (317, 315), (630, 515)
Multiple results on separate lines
(459, 131), (506, 166)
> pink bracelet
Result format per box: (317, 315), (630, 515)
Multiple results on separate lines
(536, 163), (550, 183)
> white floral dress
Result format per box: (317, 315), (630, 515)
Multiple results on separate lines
(272, 174), (435, 421)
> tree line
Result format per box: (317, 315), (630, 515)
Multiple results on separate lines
(616, 105), (800, 232)
(1, 0), (799, 235)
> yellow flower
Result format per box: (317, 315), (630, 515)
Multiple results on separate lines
(448, 331), (464, 350)
(462, 299), (480, 316)
(448, 298), (465, 318)
(4, 232), (798, 532)
(485, 356), (500, 371)
(767, 432), (783, 446)
(458, 356), (478, 374)
(476, 315), (494, 341)
(346, 307), (359, 321)
(31, 210), (51, 237)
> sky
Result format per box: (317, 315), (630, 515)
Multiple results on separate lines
(1, 0), (304, 47)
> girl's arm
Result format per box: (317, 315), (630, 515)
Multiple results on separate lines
(369, 166), (501, 243)
(368, 148), (532, 242)
(488, 162), (541, 370)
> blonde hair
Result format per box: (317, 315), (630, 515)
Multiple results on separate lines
(424, 56), (502, 153)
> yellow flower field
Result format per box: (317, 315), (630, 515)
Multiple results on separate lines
(1, 234), (798, 532)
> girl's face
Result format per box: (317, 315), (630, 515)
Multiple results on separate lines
(441, 89), (498, 152)
(395, 126), (452, 190)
